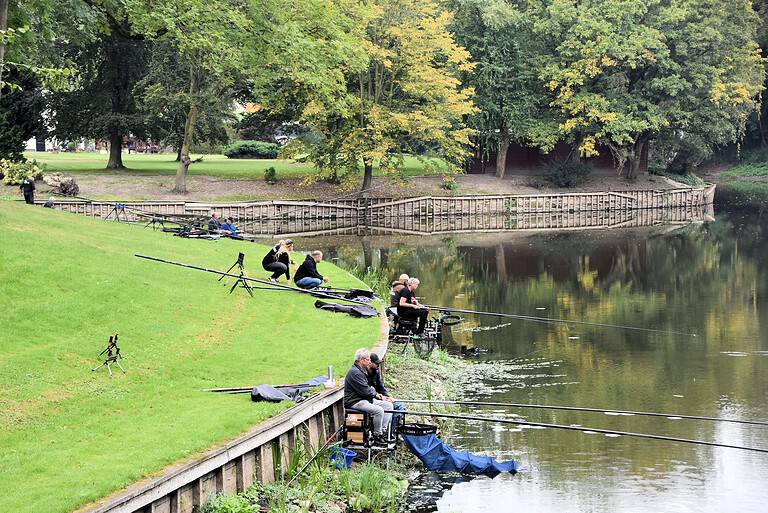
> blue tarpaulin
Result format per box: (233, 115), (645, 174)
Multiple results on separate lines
(402, 433), (518, 477)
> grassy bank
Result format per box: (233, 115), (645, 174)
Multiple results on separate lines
(0, 201), (380, 513)
(23, 152), (447, 180)
(199, 348), (466, 513)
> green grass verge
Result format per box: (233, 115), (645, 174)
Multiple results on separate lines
(721, 162), (768, 178)
(23, 152), (448, 180)
(0, 200), (381, 513)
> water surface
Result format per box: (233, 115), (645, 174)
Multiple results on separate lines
(300, 205), (768, 513)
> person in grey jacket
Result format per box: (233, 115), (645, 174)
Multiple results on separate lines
(344, 348), (393, 445)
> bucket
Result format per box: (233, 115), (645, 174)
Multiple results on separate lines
(330, 447), (356, 469)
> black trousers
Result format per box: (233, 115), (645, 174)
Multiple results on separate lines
(263, 261), (289, 280)
(24, 192), (34, 204)
(399, 307), (428, 333)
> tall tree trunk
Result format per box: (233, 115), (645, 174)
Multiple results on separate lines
(626, 139), (646, 180)
(0, 0), (9, 97)
(106, 131), (125, 169)
(361, 159), (373, 191)
(495, 133), (510, 179)
(174, 69), (199, 194)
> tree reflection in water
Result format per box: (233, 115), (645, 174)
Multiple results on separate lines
(298, 208), (768, 513)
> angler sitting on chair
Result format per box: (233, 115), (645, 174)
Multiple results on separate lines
(220, 217), (238, 235)
(294, 250), (328, 289)
(367, 352), (404, 432)
(398, 278), (429, 334)
(345, 348), (393, 447)
(390, 274), (409, 309)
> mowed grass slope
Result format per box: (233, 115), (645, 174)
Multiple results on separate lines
(0, 201), (380, 513)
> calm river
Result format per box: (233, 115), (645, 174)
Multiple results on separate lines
(300, 198), (768, 513)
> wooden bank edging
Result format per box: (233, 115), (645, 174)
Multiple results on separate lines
(40, 184), (716, 223)
(78, 305), (390, 513)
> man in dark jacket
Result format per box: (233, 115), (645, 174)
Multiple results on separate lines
(367, 353), (405, 432)
(294, 251), (328, 289)
(344, 348), (393, 444)
(20, 177), (35, 204)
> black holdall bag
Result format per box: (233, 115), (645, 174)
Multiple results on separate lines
(398, 423), (438, 436)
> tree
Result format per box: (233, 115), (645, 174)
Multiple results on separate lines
(274, 0), (476, 191)
(126, 0), (259, 193)
(450, 0), (559, 178)
(0, 68), (45, 160)
(48, 30), (150, 168)
(537, 0), (764, 178)
(138, 40), (234, 161)
(0, 0), (81, 159)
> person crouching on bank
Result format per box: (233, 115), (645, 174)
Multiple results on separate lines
(294, 250), (328, 289)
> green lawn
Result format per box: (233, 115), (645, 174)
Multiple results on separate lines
(721, 162), (768, 178)
(0, 201), (380, 513)
(24, 151), (448, 179)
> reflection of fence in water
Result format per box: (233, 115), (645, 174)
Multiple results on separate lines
(245, 205), (714, 237)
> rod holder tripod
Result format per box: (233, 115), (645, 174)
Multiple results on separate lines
(144, 216), (166, 230)
(219, 252), (253, 297)
(92, 333), (125, 376)
(105, 203), (128, 222)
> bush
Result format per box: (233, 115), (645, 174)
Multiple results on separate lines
(264, 166), (277, 184)
(544, 159), (592, 188)
(0, 159), (45, 185)
(440, 175), (458, 191)
(223, 140), (281, 159)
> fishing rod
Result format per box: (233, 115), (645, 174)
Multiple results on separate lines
(204, 381), (315, 394)
(398, 400), (768, 427)
(51, 191), (200, 228)
(288, 426), (343, 486)
(134, 254), (371, 305)
(424, 305), (696, 337)
(390, 410), (768, 454)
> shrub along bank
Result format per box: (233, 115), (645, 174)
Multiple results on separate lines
(0, 200), (380, 513)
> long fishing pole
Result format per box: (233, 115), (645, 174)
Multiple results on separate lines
(51, 191), (199, 227)
(388, 410), (768, 454)
(288, 426), (343, 486)
(398, 400), (768, 427)
(134, 254), (372, 305)
(424, 305), (696, 337)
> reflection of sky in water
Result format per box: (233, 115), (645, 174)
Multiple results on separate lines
(302, 208), (768, 513)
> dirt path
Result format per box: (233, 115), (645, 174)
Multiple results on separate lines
(8, 169), (693, 203)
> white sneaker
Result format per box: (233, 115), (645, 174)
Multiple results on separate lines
(268, 278), (278, 284)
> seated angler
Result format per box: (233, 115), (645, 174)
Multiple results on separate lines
(207, 212), (223, 233)
(367, 353), (405, 432)
(220, 217), (238, 235)
(398, 277), (429, 334)
(294, 250), (328, 289)
(389, 273), (409, 310)
(261, 239), (294, 283)
(344, 348), (393, 446)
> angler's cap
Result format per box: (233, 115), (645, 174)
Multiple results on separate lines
(370, 353), (382, 366)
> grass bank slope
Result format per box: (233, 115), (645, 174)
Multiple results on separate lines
(0, 201), (380, 513)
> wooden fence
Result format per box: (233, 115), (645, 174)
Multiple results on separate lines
(39, 185), (715, 237)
